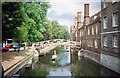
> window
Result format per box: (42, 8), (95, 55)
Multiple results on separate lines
(103, 16), (107, 29)
(91, 40), (93, 47)
(113, 12), (118, 27)
(76, 31), (77, 37)
(80, 40), (81, 45)
(88, 40), (90, 47)
(92, 26), (94, 35)
(96, 25), (98, 34)
(80, 31), (81, 37)
(104, 36), (107, 46)
(100, 13), (101, 18)
(95, 39), (97, 48)
(103, 0), (107, 8)
(113, 35), (118, 47)
(88, 27), (90, 35)
(82, 31), (83, 37)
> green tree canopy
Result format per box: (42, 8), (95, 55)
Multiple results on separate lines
(2, 2), (69, 44)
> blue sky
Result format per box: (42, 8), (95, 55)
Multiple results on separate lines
(47, 0), (101, 32)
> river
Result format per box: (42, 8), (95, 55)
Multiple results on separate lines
(16, 46), (120, 77)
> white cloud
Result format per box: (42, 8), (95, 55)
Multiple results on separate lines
(47, 8), (52, 14)
(47, 0), (101, 33)
(48, 0), (83, 16)
(58, 19), (73, 33)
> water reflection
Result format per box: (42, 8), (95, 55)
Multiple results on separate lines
(57, 48), (70, 66)
(17, 46), (120, 77)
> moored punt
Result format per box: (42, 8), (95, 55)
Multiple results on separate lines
(39, 53), (44, 57)
(52, 55), (57, 60)
(25, 60), (32, 68)
(65, 46), (69, 52)
(65, 49), (69, 52)
(39, 50), (49, 57)
(13, 74), (19, 78)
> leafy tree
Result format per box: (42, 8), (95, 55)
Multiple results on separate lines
(2, 2), (50, 43)
(2, 2), (25, 41)
(15, 25), (28, 43)
(43, 20), (70, 40)
(2, 1), (69, 44)
(23, 2), (50, 42)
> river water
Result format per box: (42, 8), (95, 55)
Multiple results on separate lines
(17, 46), (120, 77)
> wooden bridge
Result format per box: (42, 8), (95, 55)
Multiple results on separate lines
(32, 40), (81, 56)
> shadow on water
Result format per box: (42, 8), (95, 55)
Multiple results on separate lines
(17, 46), (120, 77)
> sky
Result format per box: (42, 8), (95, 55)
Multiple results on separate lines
(46, 0), (101, 33)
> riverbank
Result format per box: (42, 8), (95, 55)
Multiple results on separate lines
(2, 48), (33, 71)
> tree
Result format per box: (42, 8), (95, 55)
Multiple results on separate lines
(23, 2), (50, 42)
(2, 2), (25, 41)
(2, 2), (50, 43)
(43, 20), (70, 40)
(2, 1), (69, 43)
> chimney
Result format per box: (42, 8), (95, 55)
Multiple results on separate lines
(84, 4), (89, 25)
(77, 12), (81, 29)
(75, 17), (77, 27)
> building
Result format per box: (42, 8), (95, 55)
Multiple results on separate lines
(86, 11), (101, 63)
(76, 12), (81, 42)
(70, 17), (78, 41)
(70, 25), (76, 41)
(79, 4), (101, 63)
(74, 17), (77, 41)
(79, 4), (90, 50)
(70, 1), (120, 74)
(101, 0), (120, 73)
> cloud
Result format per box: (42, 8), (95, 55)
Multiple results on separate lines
(47, 0), (101, 32)
(48, 0), (83, 16)
(57, 19), (73, 33)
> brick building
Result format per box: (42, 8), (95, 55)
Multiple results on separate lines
(86, 11), (101, 63)
(74, 17), (77, 41)
(76, 12), (81, 42)
(70, 17), (77, 41)
(70, 25), (75, 41)
(70, 1), (120, 74)
(79, 4), (101, 63)
(101, 0), (120, 73)
(79, 4), (90, 50)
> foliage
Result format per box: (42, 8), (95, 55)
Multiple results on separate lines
(16, 25), (28, 42)
(50, 46), (64, 54)
(2, 2), (69, 43)
(2, 2), (24, 42)
(44, 20), (70, 40)
(23, 2), (50, 42)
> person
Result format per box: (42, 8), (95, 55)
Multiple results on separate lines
(52, 50), (57, 61)
(54, 50), (56, 55)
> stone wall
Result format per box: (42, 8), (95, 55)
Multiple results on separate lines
(100, 53), (120, 74)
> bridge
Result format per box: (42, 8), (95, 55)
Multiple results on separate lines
(32, 39), (81, 56)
